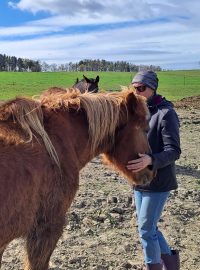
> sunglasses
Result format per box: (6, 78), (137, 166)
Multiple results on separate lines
(134, 85), (147, 92)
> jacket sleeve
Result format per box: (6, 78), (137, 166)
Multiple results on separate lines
(151, 109), (181, 170)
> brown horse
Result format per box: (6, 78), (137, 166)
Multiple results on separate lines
(73, 74), (99, 93)
(0, 88), (153, 270)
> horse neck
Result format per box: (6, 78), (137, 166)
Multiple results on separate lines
(48, 110), (112, 171)
(46, 111), (92, 170)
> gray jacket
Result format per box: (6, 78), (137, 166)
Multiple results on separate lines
(135, 94), (181, 192)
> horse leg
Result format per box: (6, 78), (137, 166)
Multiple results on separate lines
(24, 215), (65, 270)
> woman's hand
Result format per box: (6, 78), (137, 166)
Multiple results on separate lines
(126, 153), (152, 173)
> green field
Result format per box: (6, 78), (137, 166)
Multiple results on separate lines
(0, 70), (200, 101)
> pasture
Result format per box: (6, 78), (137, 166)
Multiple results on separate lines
(0, 70), (200, 270)
(0, 70), (200, 100)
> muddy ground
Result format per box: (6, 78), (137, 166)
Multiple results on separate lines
(1, 96), (200, 270)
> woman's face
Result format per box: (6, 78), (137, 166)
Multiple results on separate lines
(132, 83), (154, 100)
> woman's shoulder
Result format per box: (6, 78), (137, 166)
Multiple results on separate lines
(157, 98), (177, 116)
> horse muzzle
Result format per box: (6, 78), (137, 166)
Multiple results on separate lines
(135, 168), (156, 185)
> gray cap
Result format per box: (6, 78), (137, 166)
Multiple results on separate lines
(132, 70), (159, 91)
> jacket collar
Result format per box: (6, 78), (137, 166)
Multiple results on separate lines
(147, 93), (163, 108)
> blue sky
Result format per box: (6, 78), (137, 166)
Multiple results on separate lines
(0, 0), (200, 70)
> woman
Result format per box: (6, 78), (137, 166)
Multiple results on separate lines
(127, 71), (181, 270)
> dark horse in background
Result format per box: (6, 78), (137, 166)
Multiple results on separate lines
(73, 74), (99, 93)
(0, 87), (154, 270)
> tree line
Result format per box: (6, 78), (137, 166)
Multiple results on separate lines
(0, 54), (41, 72)
(41, 59), (162, 72)
(0, 53), (162, 72)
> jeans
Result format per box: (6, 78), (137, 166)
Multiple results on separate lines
(133, 190), (171, 264)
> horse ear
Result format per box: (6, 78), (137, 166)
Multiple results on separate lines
(83, 75), (91, 83)
(95, 76), (100, 83)
(126, 92), (138, 113)
(75, 78), (79, 84)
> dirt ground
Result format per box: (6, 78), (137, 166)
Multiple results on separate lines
(1, 96), (200, 270)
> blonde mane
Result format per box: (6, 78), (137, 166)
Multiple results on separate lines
(0, 97), (60, 171)
(0, 87), (136, 169)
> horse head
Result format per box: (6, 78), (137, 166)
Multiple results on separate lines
(103, 91), (154, 186)
(73, 75), (99, 93)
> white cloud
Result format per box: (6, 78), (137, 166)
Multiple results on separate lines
(2, 0), (200, 69)
(1, 21), (199, 68)
(8, 0), (150, 17)
(8, 0), (200, 24)
(0, 25), (62, 37)
(7, 0), (200, 30)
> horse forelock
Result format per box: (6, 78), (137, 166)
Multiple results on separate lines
(80, 93), (123, 153)
(0, 97), (61, 172)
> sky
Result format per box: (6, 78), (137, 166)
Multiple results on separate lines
(0, 0), (200, 70)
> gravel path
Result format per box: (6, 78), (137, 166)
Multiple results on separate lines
(1, 102), (200, 270)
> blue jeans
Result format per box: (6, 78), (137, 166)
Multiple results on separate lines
(134, 190), (171, 264)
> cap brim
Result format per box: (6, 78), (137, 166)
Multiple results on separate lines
(132, 82), (145, 87)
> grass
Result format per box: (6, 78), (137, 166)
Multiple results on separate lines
(0, 70), (200, 101)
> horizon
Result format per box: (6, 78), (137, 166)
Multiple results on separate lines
(0, 0), (200, 71)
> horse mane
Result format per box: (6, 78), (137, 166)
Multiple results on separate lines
(40, 88), (127, 154)
(0, 87), (146, 169)
(0, 97), (60, 171)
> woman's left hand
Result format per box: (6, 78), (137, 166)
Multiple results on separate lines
(126, 153), (152, 173)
